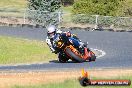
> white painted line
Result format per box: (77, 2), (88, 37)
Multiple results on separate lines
(90, 48), (106, 59)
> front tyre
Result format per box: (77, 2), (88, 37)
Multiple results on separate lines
(89, 51), (96, 61)
(65, 48), (85, 63)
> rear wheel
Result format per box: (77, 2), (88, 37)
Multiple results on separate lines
(65, 48), (85, 63)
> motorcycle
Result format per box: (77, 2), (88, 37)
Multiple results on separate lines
(53, 33), (96, 63)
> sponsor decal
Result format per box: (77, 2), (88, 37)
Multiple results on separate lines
(79, 69), (131, 86)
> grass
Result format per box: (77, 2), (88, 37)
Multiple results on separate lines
(12, 76), (132, 88)
(0, 0), (27, 11)
(0, 0), (27, 17)
(0, 12), (24, 17)
(61, 6), (73, 13)
(60, 6), (73, 27)
(0, 36), (57, 64)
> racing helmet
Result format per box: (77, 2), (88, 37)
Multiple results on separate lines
(47, 25), (56, 39)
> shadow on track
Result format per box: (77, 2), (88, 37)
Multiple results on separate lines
(49, 60), (90, 63)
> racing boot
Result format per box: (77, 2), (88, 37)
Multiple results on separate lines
(83, 42), (88, 47)
(78, 42), (85, 54)
(83, 42), (91, 52)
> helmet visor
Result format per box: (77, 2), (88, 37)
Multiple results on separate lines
(48, 32), (55, 38)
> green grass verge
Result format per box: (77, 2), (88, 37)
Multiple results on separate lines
(12, 76), (132, 88)
(0, 36), (57, 64)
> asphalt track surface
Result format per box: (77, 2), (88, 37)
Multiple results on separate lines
(0, 27), (132, 71)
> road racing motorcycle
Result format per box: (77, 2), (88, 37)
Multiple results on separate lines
(52, 33), (96, 63)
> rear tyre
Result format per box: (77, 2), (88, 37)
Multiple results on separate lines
(65, 48), (85, 63)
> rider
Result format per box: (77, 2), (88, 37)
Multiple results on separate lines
(46, 25), (84, 54)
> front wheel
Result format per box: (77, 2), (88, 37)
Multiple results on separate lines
(65, 48), (85, 63)
(89, 51), (96, 61)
